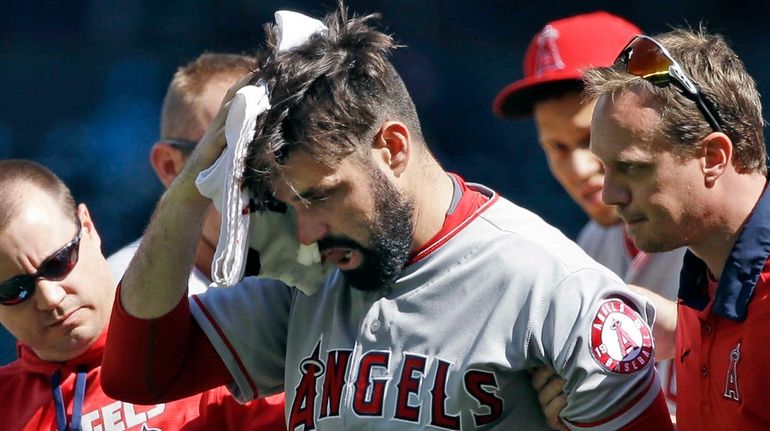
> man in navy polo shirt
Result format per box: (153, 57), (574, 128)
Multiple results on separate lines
(586, 28), (769, 429)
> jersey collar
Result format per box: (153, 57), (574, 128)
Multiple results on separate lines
(406, 173), (494, 265)
(679, 180), (770, 321)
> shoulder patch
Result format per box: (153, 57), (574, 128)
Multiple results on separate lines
(590, 298), (654, 374)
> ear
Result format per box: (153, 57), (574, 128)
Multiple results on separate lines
(150, 142), (187, 188)
(372, 121), (410, 177)
(77, 203), (102, 247)
(701, 132), (732, 187)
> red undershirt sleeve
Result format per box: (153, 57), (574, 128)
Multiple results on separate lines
(102, 282), (233, 404)
(617, 389), (674, 431)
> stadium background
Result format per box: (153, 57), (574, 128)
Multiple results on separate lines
(1, 0), (767, 363)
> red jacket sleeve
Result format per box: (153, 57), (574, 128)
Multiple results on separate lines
(101, 282), (233, 403)
(196, 388), (286, 430)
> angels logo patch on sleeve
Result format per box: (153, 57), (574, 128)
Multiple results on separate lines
(590, 298), (654, 374)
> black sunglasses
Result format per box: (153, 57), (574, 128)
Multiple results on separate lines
(163, 138), (198, 154)
(614, 34), (723, 133)
(0, 216), (82, 306)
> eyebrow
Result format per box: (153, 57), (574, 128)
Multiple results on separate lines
(613, 158), (655, 169)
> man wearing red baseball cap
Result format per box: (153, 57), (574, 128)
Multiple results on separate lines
(494, 11), (682, 428)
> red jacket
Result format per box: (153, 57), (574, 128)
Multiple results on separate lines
(0, 331), (285, 431)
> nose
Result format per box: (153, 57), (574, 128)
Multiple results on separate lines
(294, 209), (329, 246)
(601, 172), (630, 207)
(34, 279), (66, 311)
(568, 148), (603, 182)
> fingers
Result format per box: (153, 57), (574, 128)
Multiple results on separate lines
(211, 70), (256, 143)
(182, 114), (228, 180)
(181, 71), (257, 183)
(531, 367), (568, 431)
(540, 381), (567, 430)
(222, 71), (257, 107)
(206, 99), (232, 137)
(205, 70), (252, 145)
(537, 375), (566, 407)
(531, 367), (559, 391)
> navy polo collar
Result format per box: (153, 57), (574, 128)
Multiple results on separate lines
(679, 180), (770, 321)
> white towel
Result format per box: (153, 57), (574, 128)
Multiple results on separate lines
(195, 10), (330, 295)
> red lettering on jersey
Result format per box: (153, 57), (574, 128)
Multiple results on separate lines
(81, 402), (165, 430)
(430, 359), (461, 430)
(287, 343), (509, 427)
(319, 349), (352, 419)
(353, 351), (390, 417)
(394, 354), (427, 422)
(290, 341), (324, 430)
(464, 370), (503, 426)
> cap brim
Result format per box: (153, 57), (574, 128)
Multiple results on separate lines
(493, 69), (585, 119)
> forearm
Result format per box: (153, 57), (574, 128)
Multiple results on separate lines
(627, 284), (677, 361)
(120, 76), (239, 318)
(120, 171), (210, 318)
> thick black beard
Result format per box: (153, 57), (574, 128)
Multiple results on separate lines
(319, 168), (415, 293)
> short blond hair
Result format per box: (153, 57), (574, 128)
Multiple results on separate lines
(585, 28), (766, 174)
(161, 53), (257, 139)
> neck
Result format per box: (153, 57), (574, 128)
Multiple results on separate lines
(408, 159), (454, 251)
(689, 173), (766, 278)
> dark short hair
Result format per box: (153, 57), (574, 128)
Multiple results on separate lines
(585, 28), (766, 174)
(244, 4), (425, 200)
(0, 160), (77, 231)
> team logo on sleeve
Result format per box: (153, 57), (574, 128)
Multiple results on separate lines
(589, 298), (653, 374)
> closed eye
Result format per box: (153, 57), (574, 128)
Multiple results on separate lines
(298, 189), (336, 209)
(308, 194), (331, 204)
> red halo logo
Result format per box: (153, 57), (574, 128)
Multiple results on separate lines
(590, 298), (654, 374)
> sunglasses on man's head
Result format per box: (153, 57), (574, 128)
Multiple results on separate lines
(0, 217), (82, 306)
(613, 34), (723, 133)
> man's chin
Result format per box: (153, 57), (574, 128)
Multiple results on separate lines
(584, 204), (621, 227)
(342, 271), (388, 292)
(590, 213), (622, 227)
(341, 263), (399, 293)
(626, 231), (679, 254)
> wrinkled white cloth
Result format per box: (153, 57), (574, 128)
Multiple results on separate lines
(196, 10), (330, 295)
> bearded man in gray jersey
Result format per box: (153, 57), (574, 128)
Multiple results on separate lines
(102, 5), (673, 430)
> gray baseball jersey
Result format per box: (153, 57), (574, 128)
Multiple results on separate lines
(191, 185), (662, 430)
(577, 221), (683, 411)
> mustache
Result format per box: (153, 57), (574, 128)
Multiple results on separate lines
(317, 236), (365, 252)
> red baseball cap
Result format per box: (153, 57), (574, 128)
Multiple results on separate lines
(493, 11), (641, 119)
